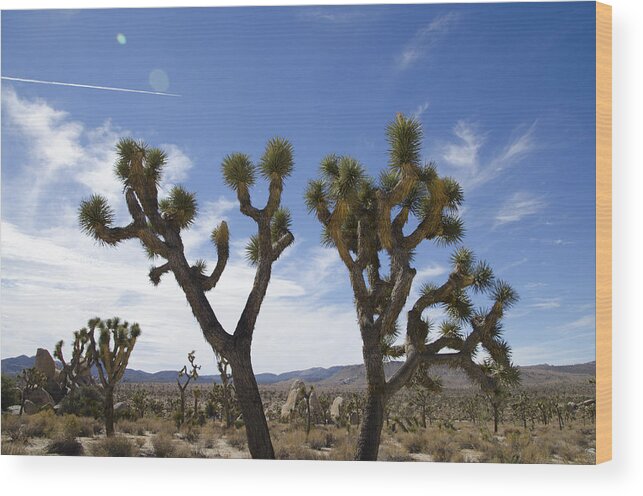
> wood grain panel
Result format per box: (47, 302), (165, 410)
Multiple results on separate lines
(595, 1), (612, 465)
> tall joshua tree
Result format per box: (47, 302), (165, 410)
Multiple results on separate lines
(86, 317), (141, 437)
(79, 138), (294, 458)
(305, 114), (519, 460)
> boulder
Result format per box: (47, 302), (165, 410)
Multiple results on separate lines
(6, 405), (21, 415)
(113, 401), (131, 413)
(280, 379), (305, 421)
(330, 396), (344, 424)
(34, 348), (56, 380)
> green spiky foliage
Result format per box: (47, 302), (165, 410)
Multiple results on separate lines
(78, 137), (295, 459)
(176, 351), (201, 426)
(17, 367), (47, 415)
(85, 317), (141, 436)
(305, 113), (519, 461)
(54, 328), (96, 392)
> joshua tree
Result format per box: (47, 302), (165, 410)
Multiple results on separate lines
(215, 350), (234, 428)
(511, 391), (533, 429)
(305, 113), (519, 460)
(79, 138), (294, 458)
(85, 317), (141, 437)
(54, 328), (95, 392)
(177, 351), (200, 426)
(407, 365), (442, 428)
(17, 367), (47, 415)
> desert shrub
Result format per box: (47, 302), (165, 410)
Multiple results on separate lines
(424, 431), (458, 462)
(226, 429), (247, 450)
(1, 375), (20, 411)
(47, 436), (84, 456)
(58, 386), (104, 418)
(22, 410), (56, 438)
(118, 419), (146, 436)
(151, 433), (177, 458)
(379, 445), (414, 462)
(181, 424), (201, 443)
(402, 431), (428, 454)
(91, 436), (139, 457)
(1, 414), (25, 441)
(1, 441), (27, 455)
(60, 414), (101, 438)
(307, 431), (328, 450)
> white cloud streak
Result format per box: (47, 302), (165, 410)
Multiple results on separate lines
(440, 121), (537, 192)
(397, 13), (458, 70)
(2, 76), (181, 97)
(494, 192), (546, 227)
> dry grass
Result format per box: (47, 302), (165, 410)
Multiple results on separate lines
(1, 440), (28, 455)
(90, 436), (139, 457)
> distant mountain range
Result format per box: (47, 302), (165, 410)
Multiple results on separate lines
(1, 354), (595, 389)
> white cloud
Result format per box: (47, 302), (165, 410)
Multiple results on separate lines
(494, 192), (546, 227)
(529, 298), (562, 310)
(440, 121), (537, 192)
(415, 263), (448, 280)
(397, 13), (458, 70)
(442, 120), (484, 170)
(411, 101), (430, 120)
(559, 314), (596, 333)
(1, 88), (364, 374)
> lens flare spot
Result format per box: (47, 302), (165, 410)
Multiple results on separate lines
(116, 33), (127, 45)
(149, 69), (170, 93)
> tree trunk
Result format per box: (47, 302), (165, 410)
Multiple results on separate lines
(355, 389), (386, 460)
(229, 347), (275, 459)
(105, 387), (115, 437)
(354, 328), (387, 461)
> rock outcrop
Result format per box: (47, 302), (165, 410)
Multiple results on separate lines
(280, 379), (305, 420)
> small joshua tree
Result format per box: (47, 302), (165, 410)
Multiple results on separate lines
(79, 138), (294, 458)
(215, 350), (234, 428)
(17, 367), (47, 415)
(177, 351), (200, 426)
(407, 365), (442, 429)
(305, 113), (519, 460)
(54, 328), (95, 392)
(85, 317), (141, 437)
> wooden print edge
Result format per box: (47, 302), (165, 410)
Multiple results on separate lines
(595, 1), (612, 464)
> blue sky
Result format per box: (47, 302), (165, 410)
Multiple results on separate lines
(1, 3), (597, 374)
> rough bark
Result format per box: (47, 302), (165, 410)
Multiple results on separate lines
(229, 346), (275, 459)
(355, 327), (387, 461)
(104, 386), (115, 437)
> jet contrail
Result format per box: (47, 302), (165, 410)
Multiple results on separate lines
(1, 76), (181, 97)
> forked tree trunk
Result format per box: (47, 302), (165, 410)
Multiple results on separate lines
(229, 346), (275, 459)
(104, 387), (115, 437)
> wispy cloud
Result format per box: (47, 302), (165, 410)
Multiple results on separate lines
(1, 76), (180, 97)
(529, 298), (562, 310)
(300, 8), (372, 24)
(559, 314), (596, 333)
(440, 121), (537, 191)
(442, 120), (484, 170)
(397, 12), (458, 70)
(494, 192), (546, 227)
(1, 88), (364, 373)
(411, 101), (430, 120)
